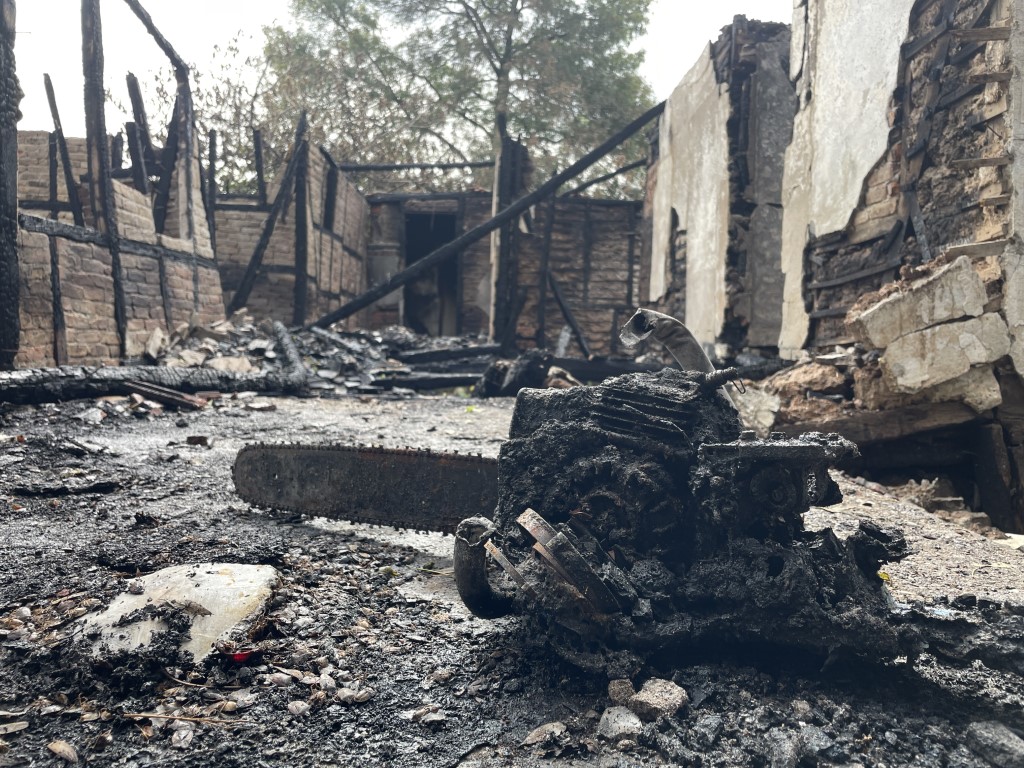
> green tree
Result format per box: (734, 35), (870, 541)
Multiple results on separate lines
(259, 0), (655, 194)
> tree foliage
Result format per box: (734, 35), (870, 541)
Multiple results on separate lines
(196, 0), (655, 196)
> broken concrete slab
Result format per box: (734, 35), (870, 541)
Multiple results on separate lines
(206, 356), (255, 374)
(847, 256), (987, 349)
(882, 313), (1011, 393)
(854, 364), (1002, 414)
(78, 563), (279, 662)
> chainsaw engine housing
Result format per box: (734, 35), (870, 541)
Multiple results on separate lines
(458, 368), (908, 674)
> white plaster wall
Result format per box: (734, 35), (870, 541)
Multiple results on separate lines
(779, 0), (916, 356)
(650, 44), (731, 348)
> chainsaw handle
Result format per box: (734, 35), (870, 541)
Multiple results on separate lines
(454, 517), (515, 619)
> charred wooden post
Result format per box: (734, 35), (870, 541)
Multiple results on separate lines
(47, 133), (59, 218)
(227, 114), (308, 315)
(43, 74), (85, 227)
(0, 0), (20, 370)
(548, 273), (592, 359)
(125, 121), (150, 194)
(48, 238), (68, 365)
(292, 132), (310, 326)
(492, 133), (528, 353)
(152, 98), (180, 233)
(205, 128), (217, 252)
(535, 191), (557, 348)
(310, 101), (665, 330)
(81, 0), (127, 358)
(125, 72), (157, 169)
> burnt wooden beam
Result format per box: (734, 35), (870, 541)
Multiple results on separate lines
(122, 0), (188, 75)
(548, 273), (592, 359)
(559, 158), (646, 199)
(293, 137), (310, 326)
(0, 0), (19, 370)
(952, 26), (1011, 42)
(111, 132), (124, 170)
(949, 155), (1011, 170)
(126, 72), (157, 169)
(338, 160), (493, 172)
(43, 74), (85, 227)
(48, 237), (68, 365)
(322, 163), (338, 231)
(311, 100), (666, 329)
(82, 0), (127, 358)
(905, 189), (933, 262)
(227, 114), (308, 315)
(253, 128), (268, 206)
(125, 122), (150, 194)
(47, 133), (60, 219)
(152, 97), (180, 234)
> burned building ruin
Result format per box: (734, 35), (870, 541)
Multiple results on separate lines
(4, 0), (1024, 533)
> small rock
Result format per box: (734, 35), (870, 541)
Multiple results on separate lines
(608, 679), (636, 706)
(287, 700), (310, 717)
(967, 721), (1024, 767)
(597, 706), (643, 740)
(522, 721), (567, 746)
(766, 727), (800, 768)
(627, 678), (689, 720)
(269, 673), (294, 687)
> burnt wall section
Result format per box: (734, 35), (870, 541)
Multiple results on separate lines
(16, 125), (226, 365)
(215, 144), (369, 329)
(780, 0), (1014, 353)
(367, 194), (641, 358)
(0, 0), (20, 370)
(649, 18), (793, 356)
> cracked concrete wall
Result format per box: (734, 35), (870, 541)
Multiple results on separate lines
(779, 0), (916, 356)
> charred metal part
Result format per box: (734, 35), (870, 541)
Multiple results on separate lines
(234, 444), (498, 534)
(620, 308), (715, 373)
(453, 517), (514, 619)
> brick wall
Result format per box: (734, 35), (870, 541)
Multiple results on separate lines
(368, 193), (641, 357)
(14, 123), (227, 366)
(214, 143), (370, 329)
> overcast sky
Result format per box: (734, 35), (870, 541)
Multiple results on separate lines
(13, 0), (794, 137)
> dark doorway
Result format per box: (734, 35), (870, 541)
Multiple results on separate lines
(403, 213), (459, 336)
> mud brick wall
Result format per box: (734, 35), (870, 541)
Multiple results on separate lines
(215, 145), (369, 329)
(14, 230), (57, 367)
(15, 126), (227, 365)
(16, 131), (89, 223)
(781, 0), (1013, 352)
(514, 199), (641, 358)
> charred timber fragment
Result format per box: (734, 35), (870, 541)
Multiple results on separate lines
(43, 74), (85, 226)
(0, 322), (308, 405)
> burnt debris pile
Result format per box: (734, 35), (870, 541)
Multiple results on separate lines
(456, 367), (910, 675)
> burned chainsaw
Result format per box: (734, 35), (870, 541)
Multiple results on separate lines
(234, 311), (938, 673)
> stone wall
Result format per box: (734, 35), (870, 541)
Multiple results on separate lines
(214, 144), (369, 328)
(648, 18), (794, 356)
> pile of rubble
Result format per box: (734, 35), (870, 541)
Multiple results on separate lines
(734, 252), (1024, 535)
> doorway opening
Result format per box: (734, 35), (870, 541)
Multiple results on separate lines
(403, 213), (459, 336)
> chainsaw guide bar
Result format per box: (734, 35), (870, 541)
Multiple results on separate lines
(233, 443), (499, 534)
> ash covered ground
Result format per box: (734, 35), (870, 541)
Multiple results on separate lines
(1, 392), (1023, 767)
